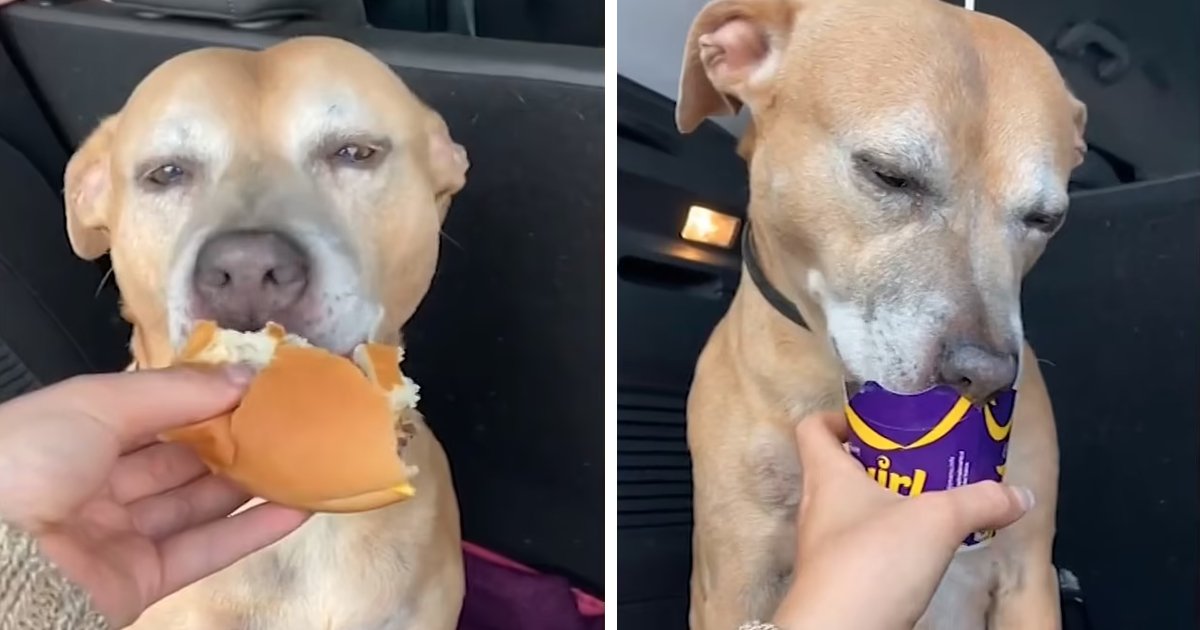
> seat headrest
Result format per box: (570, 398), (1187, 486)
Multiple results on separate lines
(108, 0), (366, 26)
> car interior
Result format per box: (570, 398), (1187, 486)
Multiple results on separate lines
(617, 0), (1198, 629)
(0, 0), (602, 603)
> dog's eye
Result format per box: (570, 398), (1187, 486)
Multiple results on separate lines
(854, 154), (918, 193)
(331, 143), (379, 165)
(1022, 211), (1065, 233)
(142, 163), (189, 188)
(872, 171), (912, 190)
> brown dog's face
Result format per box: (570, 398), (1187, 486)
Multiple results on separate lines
(679, 0), (1087, 399)
(65, 37), (468, 360)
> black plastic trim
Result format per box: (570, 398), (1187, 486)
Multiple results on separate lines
(1, 2), (601, 87)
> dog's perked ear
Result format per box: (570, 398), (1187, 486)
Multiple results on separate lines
(64, 115), (119, 260)
(423, 110), (469, 223)
(676, 0), (793, 133)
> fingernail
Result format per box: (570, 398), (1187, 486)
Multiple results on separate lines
(1014, 486), (1036, 512)
(223, 364), (256, 387)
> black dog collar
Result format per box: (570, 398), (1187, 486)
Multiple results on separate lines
(740, 222), (811, 330)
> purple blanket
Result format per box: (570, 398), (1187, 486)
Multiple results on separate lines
(458, 542), (603, 630)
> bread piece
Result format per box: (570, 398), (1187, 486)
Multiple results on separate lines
(162, 321), (419, 513)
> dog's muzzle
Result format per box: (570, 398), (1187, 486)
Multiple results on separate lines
(191, 229), (311, 332)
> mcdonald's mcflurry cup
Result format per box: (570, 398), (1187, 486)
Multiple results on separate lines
(844, 382), (1016, 549)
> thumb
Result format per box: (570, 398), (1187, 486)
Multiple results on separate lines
(48, 365), (254, 448)
(924, 481), (1034, 539)
(794, 412), (854, 470)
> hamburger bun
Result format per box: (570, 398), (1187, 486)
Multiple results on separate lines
(162, 321), (420, 513)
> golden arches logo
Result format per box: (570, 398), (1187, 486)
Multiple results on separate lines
(845, 397), (973, 451)
(984, 402), (1012, 442)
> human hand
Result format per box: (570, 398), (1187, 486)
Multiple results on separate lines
(771, 411), (1034, 630)
(0, 367), (311, 626)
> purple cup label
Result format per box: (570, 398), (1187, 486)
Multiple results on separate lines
(845, 382), (1016, 548)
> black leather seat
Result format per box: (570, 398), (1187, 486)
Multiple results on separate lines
(0, 135), (129, 404)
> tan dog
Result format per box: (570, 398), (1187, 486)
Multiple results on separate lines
(63, 37), (469, 629)
(676, 0), (1086, 628)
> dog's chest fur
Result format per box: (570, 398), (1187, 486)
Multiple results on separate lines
(916, 548), (1001, 630)
(126, 501), (422, 630)
(227, 515), (415, 630)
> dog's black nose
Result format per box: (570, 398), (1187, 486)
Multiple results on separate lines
(192, 230), (309, 331)
(937, 343), (1018, 403)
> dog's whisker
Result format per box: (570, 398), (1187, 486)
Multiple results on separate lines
(94, 265), (115, 298)
(439, 229), (464, 251)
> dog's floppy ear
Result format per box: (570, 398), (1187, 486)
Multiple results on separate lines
(737, 118), (759, 162)
(423, 110), (469, 223)
(1069, 94), (1088, 168)
(64, 115), (120, 260)
(677, 0), (793, 133)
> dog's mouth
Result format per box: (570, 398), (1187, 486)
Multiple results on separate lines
(184, 280), (360, 355)
(177, 316), (369, 357)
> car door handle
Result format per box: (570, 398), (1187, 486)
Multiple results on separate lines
(618, 255), (729, 298)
